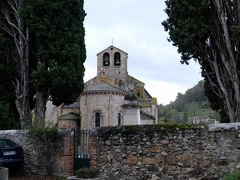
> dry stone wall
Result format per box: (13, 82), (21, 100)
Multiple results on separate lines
(90, 125), (240, 180)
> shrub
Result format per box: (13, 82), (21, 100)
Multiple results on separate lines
(29, 126), (60, 175)
(75, 167), (100, 178)
(222, 171), (240, 180)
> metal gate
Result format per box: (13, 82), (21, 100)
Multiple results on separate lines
(74, 129), (91, 170)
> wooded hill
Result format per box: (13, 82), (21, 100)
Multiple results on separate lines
(158, 80), (219, 124)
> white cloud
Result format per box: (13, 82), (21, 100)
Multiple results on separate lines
(143, 79), (188, 105)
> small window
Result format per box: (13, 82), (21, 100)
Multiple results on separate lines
(95, 112), (101, 127)
(118, 113), (121, 126)
(114, 52), (121, 66)
(103, 53), (110, 66)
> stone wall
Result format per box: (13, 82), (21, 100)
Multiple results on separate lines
(0, 129), (75, 176)
(90, 125), (240, 180)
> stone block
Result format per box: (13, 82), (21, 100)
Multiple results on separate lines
(166, 154), (177, 165)
(177, 153), (192, 166)
(143, 157), (155, 165)
(126, 155), (138, 165)
(160, 139), (170, 145)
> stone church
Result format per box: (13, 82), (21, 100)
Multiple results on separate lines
(46, 45), (158, 129)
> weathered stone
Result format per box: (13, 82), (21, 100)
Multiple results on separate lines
(107, 154), (113, 162)
(132, 151), (137, 155)
(112, 135), (119, 140)
(177, 153), (192, 166)
(166, 154), (177, 165)
(126, 155), (138, 165)
(104, 140), (111, 146)
(200, 160), (211, 167)
(161, 151), (168, 156)
(122, 154), (127, 158)
(142, 150), (148, 155)
(143, 157), (155, 165)
(146, 142), (151, 145)
(160, 139), (170, 145)
(151, 174), (160, 180)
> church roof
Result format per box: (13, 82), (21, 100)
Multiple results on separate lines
(58, 112), (80, 120)
(121, 102), (141, 108)
(128, 75), (144, 86)
(84, 82), (125, 93)
(97, 45), (128, 55)
(63, 101), (80, 108)
(140, 110), (155, 120)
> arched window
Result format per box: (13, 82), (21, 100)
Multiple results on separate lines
(118, 113), (121, 126)
(103, 53), (110, 66)
(114, 52), (121, 66)
(95, 112), (101, 127)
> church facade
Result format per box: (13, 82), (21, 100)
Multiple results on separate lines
(80, 45), (158, 129)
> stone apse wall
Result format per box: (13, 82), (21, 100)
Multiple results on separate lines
(90, 125), (240, 180)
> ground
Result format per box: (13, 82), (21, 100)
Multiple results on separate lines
(9, 172), (66, 180)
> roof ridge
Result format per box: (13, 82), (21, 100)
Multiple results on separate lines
(97, 45), (128, 55)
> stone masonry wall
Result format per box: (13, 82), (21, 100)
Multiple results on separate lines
(90, 125), (240, 180)
(0, 129), (75, 176)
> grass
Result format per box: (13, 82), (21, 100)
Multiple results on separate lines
(222, 171), (240, 180)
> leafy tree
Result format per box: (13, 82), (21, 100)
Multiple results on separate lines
(162, 0), (240, 122)
(0, 32), (20, 129)
(0, 0), (31, 129)
(0, 0), (86, 129)
(21, 0), (86, 127)
(158, 80), (219, 123)
(183, 111), (188, 123)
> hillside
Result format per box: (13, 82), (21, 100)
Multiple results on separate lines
(158, 80), (219, 123)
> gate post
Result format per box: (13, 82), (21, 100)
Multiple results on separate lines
(62, 130), (75, 176)
(89, 131), (98, 167)
(58, 113), (80, 176)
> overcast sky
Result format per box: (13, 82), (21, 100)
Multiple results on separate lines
(83, 0), (202, 105)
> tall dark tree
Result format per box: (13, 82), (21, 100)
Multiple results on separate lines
(22, 0), (86, 127)
(163, 0), (240, 122)
(0, 32), (20, 129)
(0, 0), (31, 129)
(0, 0), (86, 129)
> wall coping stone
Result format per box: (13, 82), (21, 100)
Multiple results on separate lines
(0, 130), (26, 135)
(209, 123), (240, 131)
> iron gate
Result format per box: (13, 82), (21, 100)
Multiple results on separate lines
(74, 129), (91, 170)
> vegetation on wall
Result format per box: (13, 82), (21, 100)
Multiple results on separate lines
(29, 126), (60, 174)
(222, 171), (240, 180)
(96, 124), (201, 140)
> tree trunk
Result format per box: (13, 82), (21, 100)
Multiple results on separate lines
(211, 0), (240, 122)
(0, 0), (31, 129)
(34, 91), (47, 128)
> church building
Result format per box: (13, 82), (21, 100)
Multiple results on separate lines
(79, 45), (158, 129)
(45, 45), (158, 128)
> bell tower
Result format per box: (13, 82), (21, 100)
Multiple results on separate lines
(96, 45), (128, 82)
